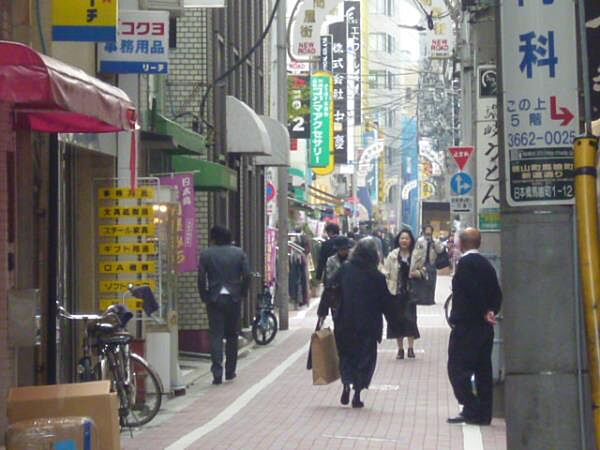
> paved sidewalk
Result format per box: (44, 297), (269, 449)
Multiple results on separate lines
(122, 276), (507, 450)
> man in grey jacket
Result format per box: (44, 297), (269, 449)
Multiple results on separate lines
(198, 226), (250, 385)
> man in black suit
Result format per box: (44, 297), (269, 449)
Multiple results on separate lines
(198, 226), (250, 385)
(447, 227), (502, 425)
(315, 222), (340, 282)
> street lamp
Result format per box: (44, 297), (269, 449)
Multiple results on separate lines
(397, 24), (426, 31)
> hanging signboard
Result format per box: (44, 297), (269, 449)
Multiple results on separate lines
(320, 35), (333, 72)
(330, 21), (348, 164)
(345, 1), (361, 163)
(585, 0), (600, 121)
(309, 71), (333, 167)
(425, 2), (454, 59)
(99, 10), (169, 74)
(52, 0), (118, 42)
(158, 173), (198, 273)
(288, 76), (310, 139)
(500, 0), (579, 206)
(290, 0), (342, 60)
(476, 66), (501, 231)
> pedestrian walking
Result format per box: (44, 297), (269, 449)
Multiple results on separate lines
(383, 229), (427, 359)
(197, 226), (250, 385)
(447, 227), (502, 425)
(317, 235), (352, 323)
(327, 237), (395, 408)
(315, 222), (340, 283)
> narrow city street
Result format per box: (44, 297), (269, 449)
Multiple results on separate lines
(122, 276), (506, 450)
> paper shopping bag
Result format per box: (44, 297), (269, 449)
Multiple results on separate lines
(310, 327), (340, 385)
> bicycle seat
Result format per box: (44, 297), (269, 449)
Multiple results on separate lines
(97, 332), (132, 346)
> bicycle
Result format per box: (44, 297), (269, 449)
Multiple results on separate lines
(251, 283), (278, 345)
(58, 285), (163, 428)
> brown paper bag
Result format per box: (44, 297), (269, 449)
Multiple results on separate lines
(311, 327), (340, 385)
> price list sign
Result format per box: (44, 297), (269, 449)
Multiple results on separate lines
(500, 0), (579, 206)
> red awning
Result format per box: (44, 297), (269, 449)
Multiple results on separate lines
(0, 41), (135, 133)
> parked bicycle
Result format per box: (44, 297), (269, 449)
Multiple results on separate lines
(58, 285), (163, 428)
(251, 283), (278, 345)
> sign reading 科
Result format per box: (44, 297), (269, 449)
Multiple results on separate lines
(310, 71), (333, 168)
(53, 0), (117, 42)
(500, 0), (579, 206)
(99, 10), (169, 74)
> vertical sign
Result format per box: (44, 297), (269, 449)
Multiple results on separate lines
(500, 1), (579, 206)
(99, 11), (169, 74)
(310, 71), (333, 167)
(291, 0), (343, 60)
(330, 22), (348, 164)
(345, 1), (361, 163)
(585, 0), (600, 121)
(401, 117), (419, 233)
(158, 174), (198, 272)
(426, 3), (454, 59)
(476, 66), (501, 231)
(320, 35), (333, 72)
(288, 76), (310, 139)
(53, 0), (117, 42)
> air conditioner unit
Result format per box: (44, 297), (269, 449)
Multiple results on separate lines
(140, 0), (185, 17)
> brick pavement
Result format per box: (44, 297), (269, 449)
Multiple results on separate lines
(122, 276), (507, 450)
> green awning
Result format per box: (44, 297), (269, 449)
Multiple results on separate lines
(152, 112), (206, 155)
(171, 155), (238, 192)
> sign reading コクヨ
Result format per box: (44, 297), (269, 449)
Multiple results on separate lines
(52, 0), (118, 42)
(500, 0), (579, 206)
(99, 10), (169, 74)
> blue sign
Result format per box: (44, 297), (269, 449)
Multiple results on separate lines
(451, 172), (473, 195)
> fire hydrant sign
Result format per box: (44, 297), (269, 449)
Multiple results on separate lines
(500, 0), (579, 206)
(99, 11), (169, 74)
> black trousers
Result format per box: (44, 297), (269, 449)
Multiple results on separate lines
(447, 322), (494, 422)
(206, 295), (241, 379)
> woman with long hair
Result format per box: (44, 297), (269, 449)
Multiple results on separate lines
(327, 237), (395, 408)
(383, 228), (427, 359)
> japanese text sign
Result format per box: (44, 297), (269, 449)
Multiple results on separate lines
(99, 10), (169, 74)
(500, 0), (579, 206)
(585, 0), (600, 120)
(310, 72), (333, 168)
(288, 76), (310, 139)
(449, 146), (474, 171)
(158, 174), (198, 273)
(330, 21), (348, 164)
(53, 0), (117, 42)
(345, 1), (361, 139)
(291, 0), (342, 60)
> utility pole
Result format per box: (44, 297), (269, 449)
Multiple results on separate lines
(275, 0), (289, 330)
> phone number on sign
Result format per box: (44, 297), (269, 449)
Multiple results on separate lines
(507, 130), (575, 148)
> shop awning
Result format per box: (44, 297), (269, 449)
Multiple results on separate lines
(0, 41), (135, 133)
(255, 116), (290, 167)
(171, 155), (238, 192)
(149, 111), (205, 154)
(226, 96), (272, 156)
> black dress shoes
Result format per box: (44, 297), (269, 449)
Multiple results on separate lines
(447, 415), (466, 424)
(212, 378), (222, 385)
(225, 372), (237, 381)
(340, 384), (350, 405)
(447, 414), (491, 425)
(396, 349), (404, 360)
(407, 348), (415, 358)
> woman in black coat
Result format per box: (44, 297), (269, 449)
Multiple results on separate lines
(327, 237), (395, 408)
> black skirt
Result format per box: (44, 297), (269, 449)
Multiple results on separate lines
(386, 293), (420, 339)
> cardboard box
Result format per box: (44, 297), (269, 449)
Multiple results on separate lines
(6, 416), (99, 449)
(7, 381), (120, 450)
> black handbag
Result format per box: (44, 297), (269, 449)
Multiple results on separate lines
(408, 264), (437, 305)
(435, 248), (450, 270)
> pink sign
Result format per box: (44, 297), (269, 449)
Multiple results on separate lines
(159, 173), (198, 272)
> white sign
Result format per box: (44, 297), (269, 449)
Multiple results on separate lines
(425, 1), (454, 59)
(99, 10), (169, 74)
(500, 1), (579, 206)
(476, 65), (500, 231)
(450, 196), (474, 213)
(290, 0), (341, 60)
(183, 0), (225, 6)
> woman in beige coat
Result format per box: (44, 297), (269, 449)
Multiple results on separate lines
(382, 229), (427, 359)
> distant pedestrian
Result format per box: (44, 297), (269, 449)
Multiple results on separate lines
(315, 222), (340, 283)
(198, 226), (250, 385)
(317, 236), (353, 322)
(327, 237), (395, 408)
(383, 229), (427, 359)
(447, 228), (502, 425)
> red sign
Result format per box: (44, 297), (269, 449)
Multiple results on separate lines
(449, 146), (475, 171)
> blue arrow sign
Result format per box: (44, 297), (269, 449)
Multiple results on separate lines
(450, 172), (473, 196)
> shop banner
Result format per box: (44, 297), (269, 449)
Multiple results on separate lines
(288, 76), (310, 139)
(320, 35), (333, 72)
(99, 10), (169, 74)
(500, 0), (579, 206)
(476, 66), (501, 231)
(585, 0), (600, 121)
(53, 0), (117, 42)
(401, 117), (419, 233)
(158, 173), (198, 272)
(309, 72), (333, 168)
(345, 1), (361, 127)
(330, 21), (348, 164)
(290, 0), (343, 60)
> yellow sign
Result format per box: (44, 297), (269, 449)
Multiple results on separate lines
(99, 243), (158, 255)
(98, 206), (154, 219)
(99, 261), (157, 274)
(99, 298), (144, 312)
(99, 224), (157, 237)
(312, 154), (335, 176)
(97, 187), (156, 200)
(99, 279), (157, 294)
(52, 0), (118, 42)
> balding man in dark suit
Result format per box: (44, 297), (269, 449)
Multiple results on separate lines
(447, 227), (502, 426)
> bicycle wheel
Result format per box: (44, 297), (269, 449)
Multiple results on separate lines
(123, 353), (163, 427)
(252, 311), (278, 345)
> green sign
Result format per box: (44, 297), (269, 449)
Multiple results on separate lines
(479, 208), (501, 231)
(309, 72), (333, 168)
